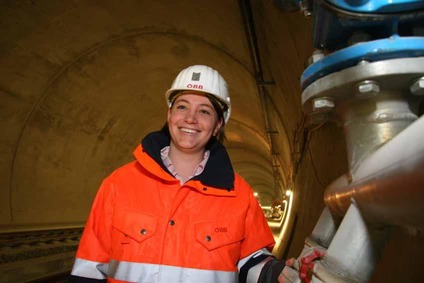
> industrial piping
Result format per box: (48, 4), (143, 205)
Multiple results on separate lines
(324, 113), (424, 228)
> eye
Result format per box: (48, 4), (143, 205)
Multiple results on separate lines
(175, 104), (187, 110)
(199, 109), (211, 115)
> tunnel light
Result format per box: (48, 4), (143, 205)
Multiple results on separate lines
(285, 189), (292, 197)
(253, 192), (259, 197)
(269, 195), (294, 253)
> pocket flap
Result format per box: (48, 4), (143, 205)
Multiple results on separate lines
(195, 218), (244, 251)
(113, 207), (157, 243)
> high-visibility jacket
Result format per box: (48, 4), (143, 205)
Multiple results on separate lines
(70, 131), (275, 283)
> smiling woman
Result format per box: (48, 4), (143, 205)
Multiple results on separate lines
(166, 93), (223, 180)
(69, 65), (288, 283)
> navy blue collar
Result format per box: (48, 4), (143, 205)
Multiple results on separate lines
(141, 130), (235, 190)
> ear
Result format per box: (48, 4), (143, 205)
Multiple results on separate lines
(167, 108), (171, 123)
(213, 119), (224, 136)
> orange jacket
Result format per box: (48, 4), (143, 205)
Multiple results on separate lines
(71, 131), (275, 283)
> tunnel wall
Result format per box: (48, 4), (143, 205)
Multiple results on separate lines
(0, 0), (272, 229)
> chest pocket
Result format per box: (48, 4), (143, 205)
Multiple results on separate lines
(112, 207), (158, 243)
(194, 217), (245, 251)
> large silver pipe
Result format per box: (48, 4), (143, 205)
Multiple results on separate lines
(309, 206), (339, 248)
(340, 91), (417, 175)
(315, 203), (389, 283)
(324, 114), (424, 228)
(301, 57), (424, 228)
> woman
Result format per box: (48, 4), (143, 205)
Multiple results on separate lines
(70, 65), (286, 283)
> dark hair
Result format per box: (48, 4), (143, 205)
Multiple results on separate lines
(162, 94), (227, 143)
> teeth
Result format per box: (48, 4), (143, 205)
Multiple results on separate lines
(181, 128), (196, 134)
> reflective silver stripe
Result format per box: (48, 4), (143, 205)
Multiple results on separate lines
(109, 260), (238, 283)
(238, 248), (273, 283)
(246, 256), (273, 283)
(237, 248), (271, 270)
(71, 257), (109, 279)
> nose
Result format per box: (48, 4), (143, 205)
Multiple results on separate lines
(184, 109), (197, 123)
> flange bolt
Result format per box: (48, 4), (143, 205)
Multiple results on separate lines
(356, 80), (380, 98)
(312, 97), (334, 112)
(410, 77), (424, 96)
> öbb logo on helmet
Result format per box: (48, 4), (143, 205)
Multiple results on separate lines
(186, 84), (204, 90)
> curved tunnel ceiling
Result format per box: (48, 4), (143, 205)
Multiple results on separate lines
(0, 0), (301, 227)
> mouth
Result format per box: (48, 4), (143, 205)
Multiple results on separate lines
(180, 127), (198, 134)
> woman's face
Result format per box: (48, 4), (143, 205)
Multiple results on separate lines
(167, 93), (223, 154)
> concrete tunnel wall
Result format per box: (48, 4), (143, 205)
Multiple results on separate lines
(0, 1), (423, 282)
(1, 0), (269, 226)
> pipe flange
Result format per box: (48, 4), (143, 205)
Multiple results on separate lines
(301, 57), (424, 115)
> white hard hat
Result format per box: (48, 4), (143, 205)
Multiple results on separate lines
(165, 65), (231, 123)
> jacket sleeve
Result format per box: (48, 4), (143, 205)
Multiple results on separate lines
(69, 176), (116, 282)
(239, 182), (275, 258)
(237, 177), (280, 283)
